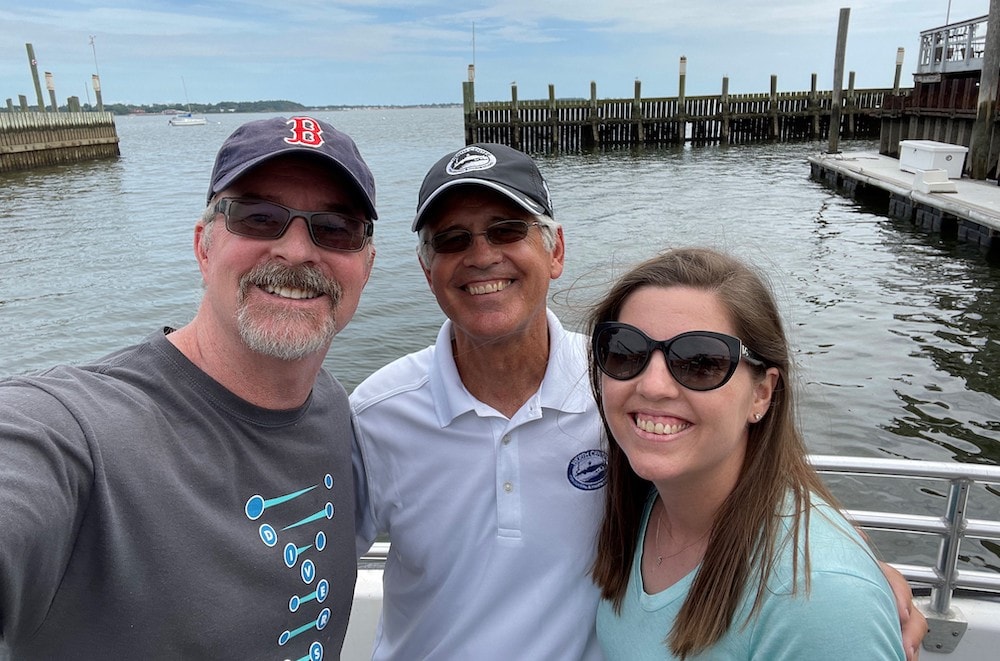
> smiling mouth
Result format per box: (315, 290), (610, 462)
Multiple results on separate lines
(465, 279), (512, 296)
(635, 415), (691, 435)
(262, 284), (322, 300)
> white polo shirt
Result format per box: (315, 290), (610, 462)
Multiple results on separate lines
(352, 309), (607, 660)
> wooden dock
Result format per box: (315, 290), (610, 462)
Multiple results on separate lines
(0, 111), (120, 173)
(809, 150), (1000, 262)
(462, 77), (890, 153)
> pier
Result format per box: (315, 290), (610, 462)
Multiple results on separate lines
(0, 42), (119, 173)
(462, 73), (889, 153)
(809, 150), (1000, 262)
(0, 111), (120, 173)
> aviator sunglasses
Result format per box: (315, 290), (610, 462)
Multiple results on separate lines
(592, 321), (766, 391)
(425, 219), (541, 254)
(215, 198), (373, 252)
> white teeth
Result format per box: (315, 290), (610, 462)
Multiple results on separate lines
(467, 280), (511, 296)
(264, 285), (319, 300)
(636, 416), (690, 435)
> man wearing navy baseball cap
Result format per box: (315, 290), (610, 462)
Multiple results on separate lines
(0, 116), (375, 659)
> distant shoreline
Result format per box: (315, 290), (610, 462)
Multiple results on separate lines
(3, 101), (462, 116)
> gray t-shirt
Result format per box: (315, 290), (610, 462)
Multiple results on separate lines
(0, 330), (356, 660)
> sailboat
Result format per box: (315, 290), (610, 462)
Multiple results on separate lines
(169, 77), (207, 126)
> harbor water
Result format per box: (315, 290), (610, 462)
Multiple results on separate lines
(1, 107), (999, 572)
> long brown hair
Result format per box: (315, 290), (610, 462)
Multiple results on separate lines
(588, 247), (841, 658)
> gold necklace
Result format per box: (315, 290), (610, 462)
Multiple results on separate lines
(653, 500), (711, 566)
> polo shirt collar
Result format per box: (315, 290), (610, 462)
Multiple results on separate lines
(428, 308), (591, 426)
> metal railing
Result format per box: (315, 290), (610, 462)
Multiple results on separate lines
(360, 456), (1000, 617)
(809, 455), (1000, 615)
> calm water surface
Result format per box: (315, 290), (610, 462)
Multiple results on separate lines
(2, 108), (998, 569)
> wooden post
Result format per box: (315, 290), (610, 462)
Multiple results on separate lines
(810, 73), (820, 139)
(548, 84), (558, 151)
(769, 75), (779, 139)
(93, 75), (104, 113)
(18, 94), (28, 111)
(5, 98), (12, 112)
(847, 70), (856, 138)
(721, 76), (731, 143)
(678, 56), (687, 143)
(828, 7), (850, 154)
(589, 81), (600, 149)
(462, 80), (475, 145)
(893, 48), (905, 95)
(970, 0), (1000, 180)
(512, 83), (522, 151)
(633, 79), (645, 144)
(26, 43), (46, 112)
(68, 96), (81, 112)
(45, 71), (58, 112)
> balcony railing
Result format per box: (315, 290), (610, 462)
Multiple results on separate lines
(917, 15), (989, 77)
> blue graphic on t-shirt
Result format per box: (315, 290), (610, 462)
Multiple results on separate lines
(247, 473), (338, 658)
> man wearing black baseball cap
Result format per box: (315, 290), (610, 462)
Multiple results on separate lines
(350, 143), (925, 660)
(352, 143), (607, 660)
(0, 116), (375, 660)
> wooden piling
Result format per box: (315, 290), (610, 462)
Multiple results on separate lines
(25, 44), (45, 112)
(828, 7), (851, 154)
(970, 0), (1000, 179)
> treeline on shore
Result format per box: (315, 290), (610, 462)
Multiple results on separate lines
(3, 99), (460, 115)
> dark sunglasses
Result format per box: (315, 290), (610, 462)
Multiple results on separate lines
(215, 197), (373, 252)
(425, 219), (540, 254)
(592, 321), (766, 391)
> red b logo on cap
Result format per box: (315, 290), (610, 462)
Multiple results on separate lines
(285, 116), (324, 147)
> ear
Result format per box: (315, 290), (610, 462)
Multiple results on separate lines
(194, 222), (210, 274)
(417, 250), (433, 288)
(363, 245), (376, 285)
(749, 367), (780, 423)
(549, 225), (566, 280)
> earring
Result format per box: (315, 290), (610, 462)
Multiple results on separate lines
(753, 412), (762, 421)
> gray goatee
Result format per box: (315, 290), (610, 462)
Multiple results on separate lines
(236, 261), (344, 361)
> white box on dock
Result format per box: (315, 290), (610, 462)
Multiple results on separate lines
(899, 140), (968, 179)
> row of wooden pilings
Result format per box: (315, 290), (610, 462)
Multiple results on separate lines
(0, 111), (120, 173)
(461, 70), (894, 153)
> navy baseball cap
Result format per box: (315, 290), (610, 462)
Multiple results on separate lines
(412, 143), (552, 231)
(208, 116), (377, 220)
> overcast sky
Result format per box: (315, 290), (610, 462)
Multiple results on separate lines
(0, 1), (990, 108)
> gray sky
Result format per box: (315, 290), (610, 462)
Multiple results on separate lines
(0, 1), (989, 107)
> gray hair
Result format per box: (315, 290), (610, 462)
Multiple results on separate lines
(417, 214), (559, 266)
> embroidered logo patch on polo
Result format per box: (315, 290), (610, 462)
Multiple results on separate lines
(567, 449), (608, 490)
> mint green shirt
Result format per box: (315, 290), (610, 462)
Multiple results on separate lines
(596, 492), (905, 660)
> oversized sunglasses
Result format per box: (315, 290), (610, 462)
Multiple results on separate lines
(592, 322), (766, 391)
(215, 197), (373, 252)
(425, 219), (540, 254)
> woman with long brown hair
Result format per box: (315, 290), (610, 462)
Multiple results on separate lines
(588, 247), (904, 659)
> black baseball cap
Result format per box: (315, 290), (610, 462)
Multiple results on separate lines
(412, 143), (552, 231)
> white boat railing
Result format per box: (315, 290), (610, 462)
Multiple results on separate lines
(355, 456), (1000, 656)
(810, 455), (1000, 655)
(809, 454), (1000, 613)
